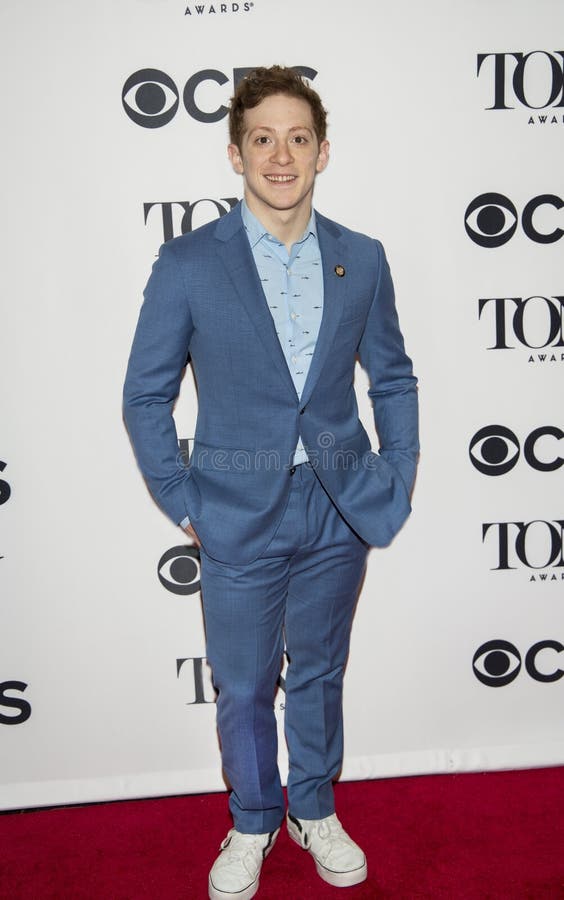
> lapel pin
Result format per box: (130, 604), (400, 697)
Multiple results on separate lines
(334, 264), (345, 277)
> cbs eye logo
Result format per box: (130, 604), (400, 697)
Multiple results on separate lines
(464, 193), (564, 247)
(122, 69), (179, 129)
(158, 545), (201, 595)
(469, 425), (564, 475)
(465, 193), (518, 248)
(473, 639), (564, 687)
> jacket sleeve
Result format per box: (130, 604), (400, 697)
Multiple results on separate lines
(357, 240), (419, 497)
(122, 242), (195, 525)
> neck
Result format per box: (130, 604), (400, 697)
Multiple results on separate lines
(245, 197), (312, 251)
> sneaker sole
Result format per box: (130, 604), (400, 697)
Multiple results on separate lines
(208, 873), (259, 900)
(313, 857), (367, 888)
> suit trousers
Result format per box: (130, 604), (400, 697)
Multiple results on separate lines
(200, 462), (368, 834)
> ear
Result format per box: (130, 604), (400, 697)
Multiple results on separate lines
(228, 143), (244, 175)
(315, 139), (330, 174)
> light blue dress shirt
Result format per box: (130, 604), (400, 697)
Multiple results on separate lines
(180, 201), (324, 529)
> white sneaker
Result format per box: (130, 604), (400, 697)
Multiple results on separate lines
(208, 827), (280, 900)
(287, 812), (367, 888)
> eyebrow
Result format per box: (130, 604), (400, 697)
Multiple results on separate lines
(248, 125), (314, 136)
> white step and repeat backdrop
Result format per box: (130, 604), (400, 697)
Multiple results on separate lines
(2, 0), (563, 810)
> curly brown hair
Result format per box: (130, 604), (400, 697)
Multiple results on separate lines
(228, 66), (327, 147)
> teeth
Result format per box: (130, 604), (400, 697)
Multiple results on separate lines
(266, 175), (296, 182)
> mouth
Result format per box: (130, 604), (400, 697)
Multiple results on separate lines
(264, 174), (297, 183)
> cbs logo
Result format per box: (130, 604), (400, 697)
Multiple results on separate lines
(122, 66), (317, 128)
(464, 193), (564, 247)
(158, 545), (201, 595)
(469, 425), (564, 475)
(473, 639), (564, 686)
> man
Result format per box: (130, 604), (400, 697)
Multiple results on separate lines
(123, 66), (418, 899)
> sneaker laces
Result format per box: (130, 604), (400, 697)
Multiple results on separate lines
(218, 830), (270, 876)
(307, 815), (359, 867)
(316, 814), (344, 839)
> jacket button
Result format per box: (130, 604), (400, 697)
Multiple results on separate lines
(289, 466), (296, 476)
(299, 407), (305, 415)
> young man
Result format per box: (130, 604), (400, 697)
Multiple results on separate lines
(123, 66), (418, 899)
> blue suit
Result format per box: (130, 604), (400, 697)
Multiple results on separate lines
(123, 203), (418, 565)
(123, 202), (418, 832)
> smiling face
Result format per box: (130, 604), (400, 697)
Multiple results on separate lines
(228, 92), (329, 232)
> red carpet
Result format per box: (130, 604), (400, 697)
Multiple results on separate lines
(2, 768), (564, 898)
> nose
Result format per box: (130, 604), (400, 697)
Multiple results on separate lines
(270, 140), (293, 165)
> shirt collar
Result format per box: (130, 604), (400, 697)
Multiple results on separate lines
(241, 198), (318, 249)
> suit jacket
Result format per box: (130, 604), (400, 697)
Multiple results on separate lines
(123, 203), (419, 564)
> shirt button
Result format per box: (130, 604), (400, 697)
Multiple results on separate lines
(290, 312), (297, 320)
(291, 355), (297, 364)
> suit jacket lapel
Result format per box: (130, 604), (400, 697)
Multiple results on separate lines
(300, 214), (348, 407)
(214, 209), (298, 399)
(213, 205), (348, 407)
